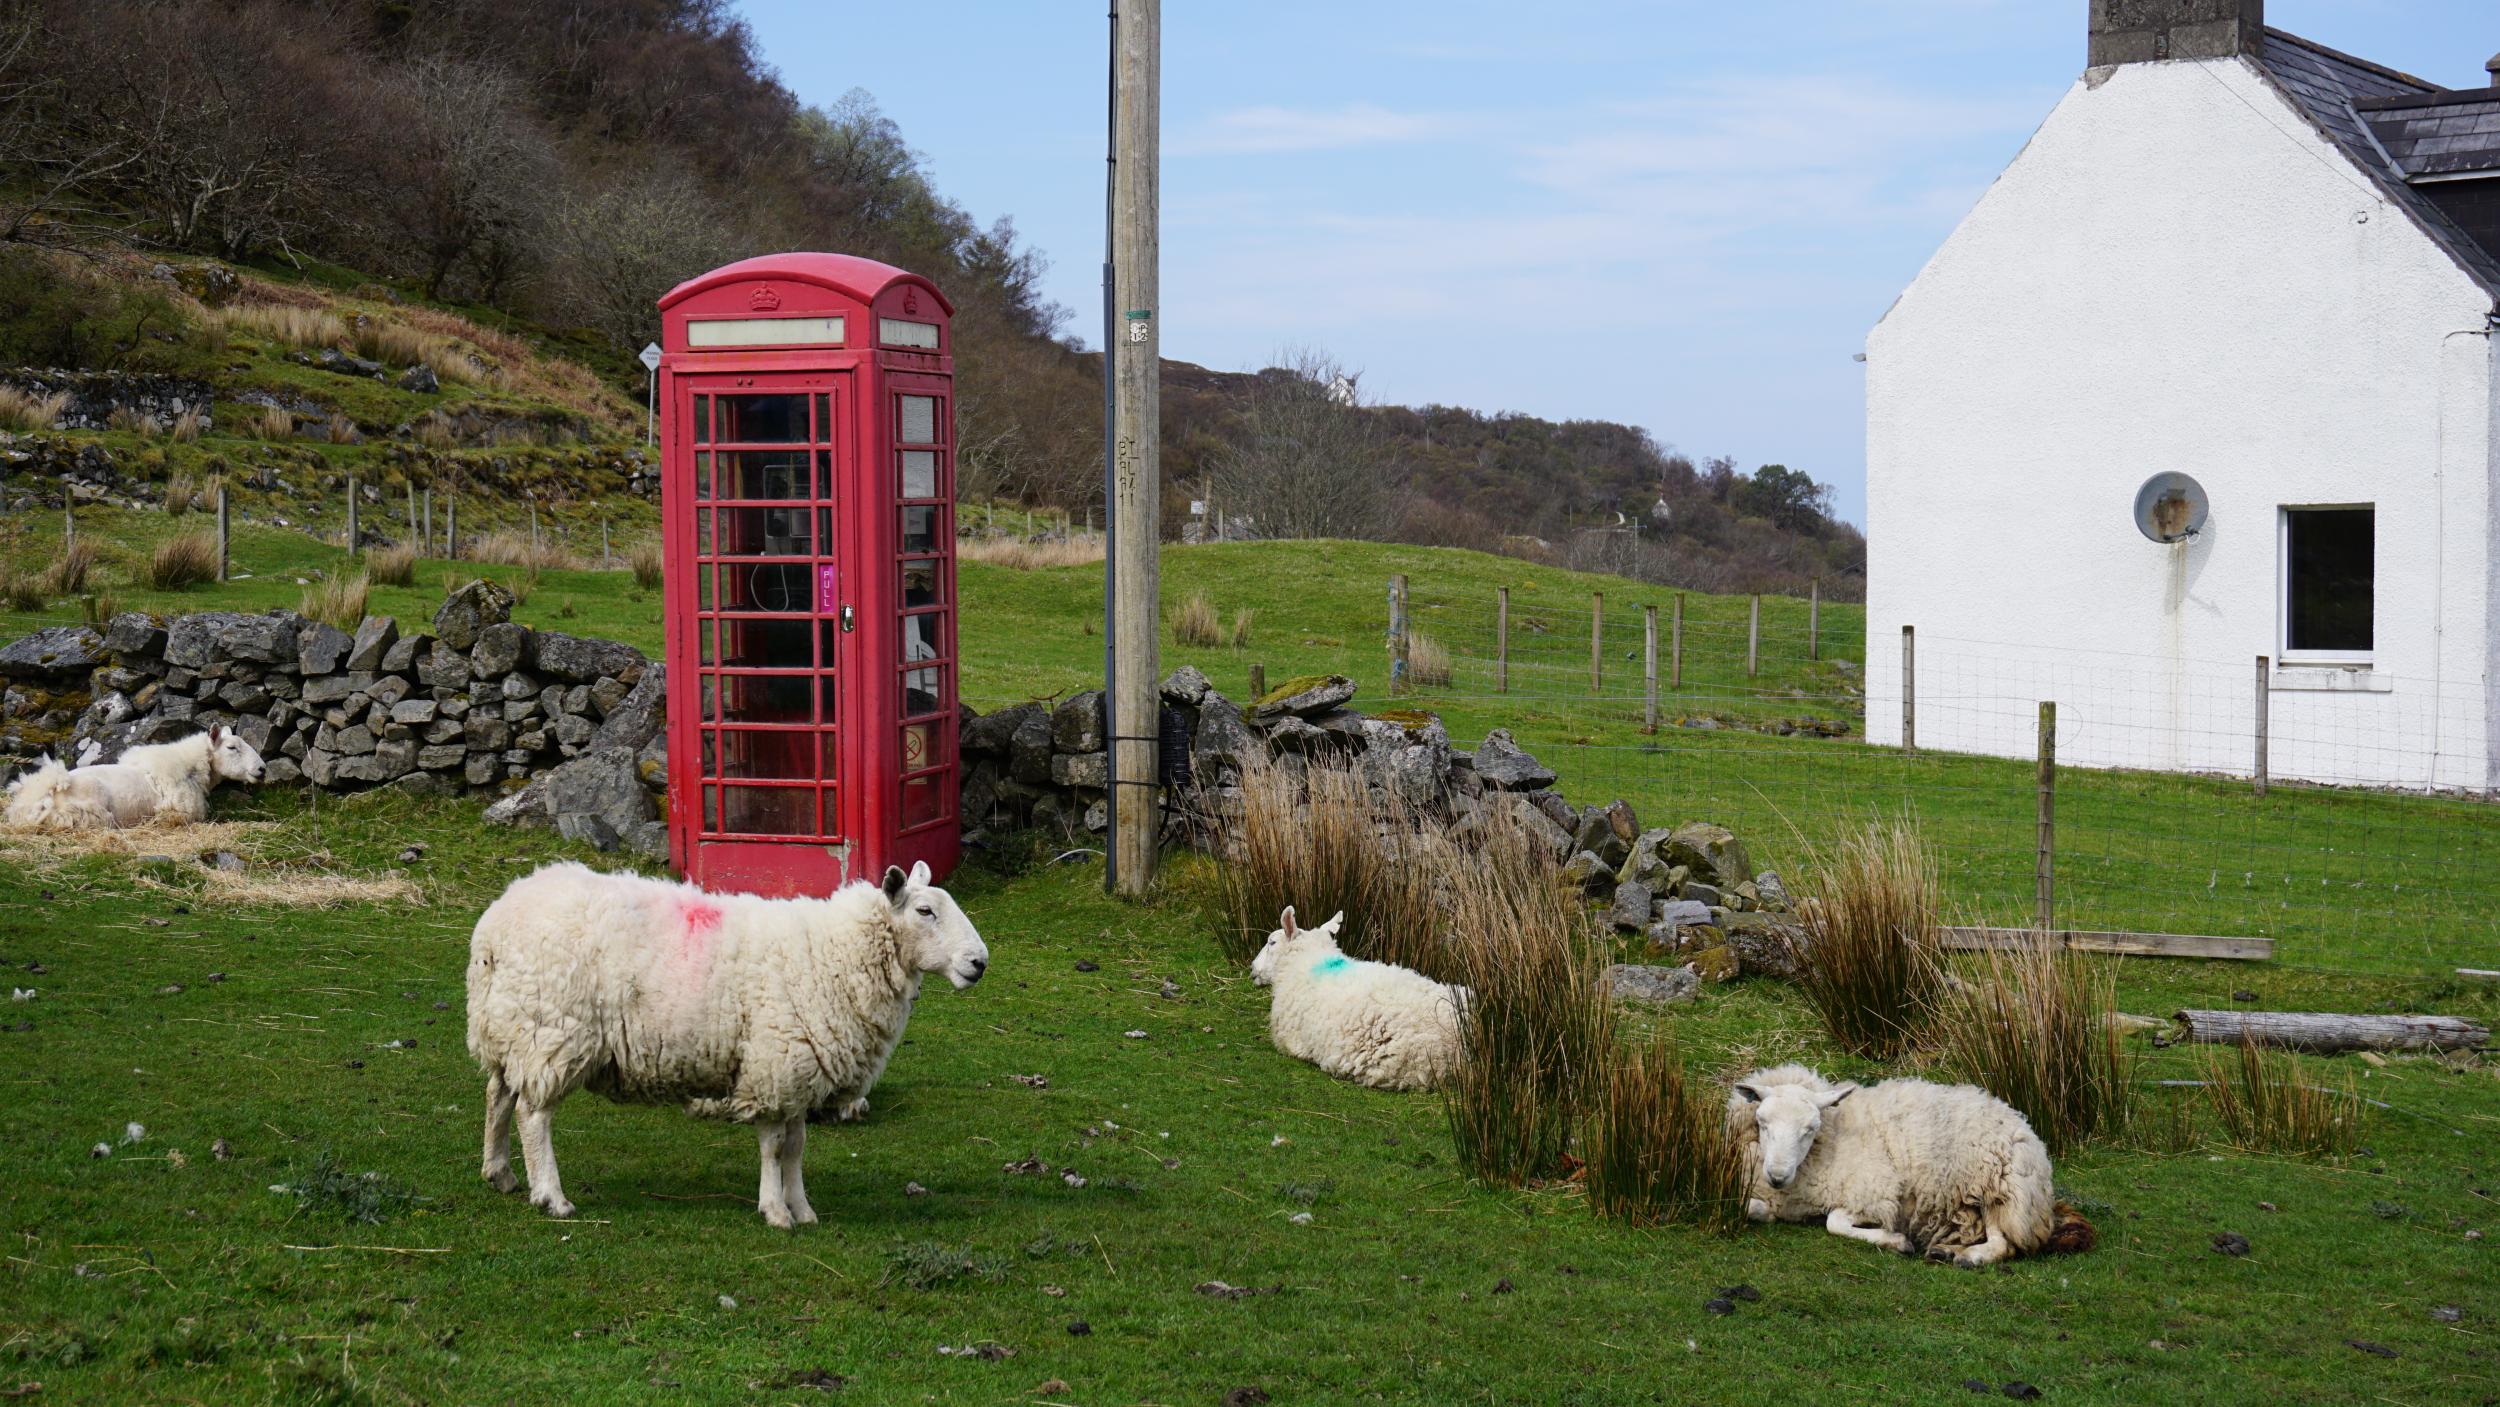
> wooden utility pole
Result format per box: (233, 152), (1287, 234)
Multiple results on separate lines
(1387, 574), (1409, 693)
(1106, 0), (1161, 897)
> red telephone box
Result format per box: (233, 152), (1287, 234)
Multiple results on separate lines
(655, 253), (959, 896)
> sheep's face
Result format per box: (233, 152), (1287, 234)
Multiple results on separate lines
(884, 862), (987, 990)
(207, 726), (266, 784)
(1734, 1077), (1855, 1192)
(1250, 906), (1344, 986)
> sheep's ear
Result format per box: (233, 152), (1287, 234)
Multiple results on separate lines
(1734, 1084), (1763, 1104)
(1319, 910), (1345, 935)
(881, 865), (910, 907)
(1817, 1083), (1858, 1108)
(1279, 906), (1298, 938)
(908, 859), (932, 887)
(208, 725), (228, 744)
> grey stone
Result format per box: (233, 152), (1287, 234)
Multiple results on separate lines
(1473, 728), (1557, 791)
(0, 626), (106, 680)
(589, 676), (632, 718)
(103, 613), (167, 658)
(389, 698), (437, 726)
(499, 671), (540, 701)
(588, 661), (665, 753)
(553, 713), (594, 749)
(230, 713), (275, 752)
(302, 748), (341, 786)
(334, 724), (377, 756)
(296, 622), (353, 675)
(422, 717), (464, 744)
(464, 753), (502, 787)
(301, 673), (357, 705)
(261, 756), (302, 785)
(396, 770), (449, 798)
(416, 743), (467, 771)
(464, 714), (511, 751)
(1607, 880), (1655, 932)
(367, 674), (410, 708)
(544, 747), (653, 842)
(1618, 829), (1675, 890)
(371, 738), (417, 777)
(431, 579), (515, 651)
(396, 364), (439, 394)
(347, 615), (399, 671)
(417, 644), (471, 692)
(1607, 963), (1700, 1007)
(963, 702), (1043, 757)
(1656, 898), (1715, 929)
(378, 630), (426, 674)
(482, 776), (550, 826)
(1720, 911), (1807, 982)
(1007, 708), (1054, 785)
(1682, 880), (1724, 908)
(1754, 870), (1790, 910)
(1562, 850), (1617, 898)
(562, 684), (591, 716)
(216, 680), (270, 713)
(471, 622), (534, 679)
(1250, 673), (1355, 719)
(558, 813), (621, 850)
(504, 698), (539, 723)
(514, 728), (548, 753)
(1052, 752), (1110, 788)
(625, 821), (670, 860)
(1159, 664), (1212, 705)
(1189, 693), (1258, 785)
(1665, 822), (1754, 891)
(1262, 716), (1328, 754)
(533, 631), (643, 684)
(1052, 689), (1107, 753)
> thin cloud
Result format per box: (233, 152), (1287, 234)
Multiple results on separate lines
(1175, 102), (1474, 155)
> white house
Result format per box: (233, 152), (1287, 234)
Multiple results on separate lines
(1864, 1), (2500, 791)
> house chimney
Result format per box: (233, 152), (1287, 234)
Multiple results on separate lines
(2485, 50), (2500, 85)
(2088, 1), (2264, 67)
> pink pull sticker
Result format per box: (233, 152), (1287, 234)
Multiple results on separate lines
(817, 564), (839, 614)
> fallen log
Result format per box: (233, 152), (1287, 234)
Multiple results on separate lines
(2172, 1009), (2489, 1054)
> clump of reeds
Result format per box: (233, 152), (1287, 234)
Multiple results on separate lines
(322, 413), (361, 445)
(1230, 608), (1255, 648)
(0, 386), (69, 432)
(168, 408), (204, 442)
(1584, 1035), (1750, 1233)
(145, 531), (219, 590)
(1171, 590), (1222, 647)
(1405, 632), (1452, 688)
(2201, 1038), (2361, 1157)
(43, 539), (97, 597)
(366, 542), (418, 587)
(299, 572), (369, 630)
(215, 301), (349, 350)
(958, 535), (1105, 569)
(411, 410), (463, 449)
(0, 566), (46, 610)
(1442, 802), (1614, 1186)
(107, 405), (157, 435)
(627, 538), (663, 588)
(1791, 815), (1945, 1059)
(467, 530), (581, 572)
(1208, 754), (1451, 975)
(1931, 941), (2133, 1155)
(236, 404), (295, 440)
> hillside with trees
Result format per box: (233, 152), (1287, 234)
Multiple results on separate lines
(0, 0), (1857, 598)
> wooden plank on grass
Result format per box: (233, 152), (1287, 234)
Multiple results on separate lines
(1940, 926), (2273, 962)
(2173, 1009), (2489, 1053)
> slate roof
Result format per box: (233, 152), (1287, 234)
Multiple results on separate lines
(2258, 29), (2500, 298)
(2357, 89), (2500, 178)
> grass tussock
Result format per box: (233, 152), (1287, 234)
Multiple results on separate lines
(299, 572), (368, 630)
(0, 386), (69, 432)
(1172, 590), (1223, 647)
(163, 471), (197, 515)
(281, 1149), (420, 1225)
(1584, 1035), (1749, 1233)
(411, 410), (462, 450)
(1230, 608), (1256, 648)
(883, 1241), (1010, 1291)
(1207, 753), (1454, 978)
(43, 538), (97, 596)
(958, 535), (1105, 569)
(1443, 805), (1614, 1186)
(145, 531), (219, 590)
(0, 565), (47, 610)
(106, 405), (156, 435)
(627, 538), (664, 588)
(322, 413), (362, 446)
(234, 404), (295, 440)
(1405, 632), (1452, 688)
(2201, 1038), (2362, 1157)
(352, 318), (494, 388)
(1791, 815), (1945, 1059)
(168, 408), (204, 443)
(1931, 942), (2134, 1156)
(214, 301), (348, 350)
(366, 542), (418, 587)
(467, 530), (581, 572)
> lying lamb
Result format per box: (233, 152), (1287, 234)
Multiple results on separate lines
(465, 859), (987, 1228)
(1250, 906), (1470, 1091)
(1727, 1063), (2095, 1266)
(3, 725), (266, 831)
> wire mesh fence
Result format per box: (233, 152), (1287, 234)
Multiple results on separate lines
(1387, 575), (2500, 983)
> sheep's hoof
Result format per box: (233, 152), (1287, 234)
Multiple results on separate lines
(1746, 1199), (1771, 1222)
(837, 1097), (869, 1123)
(760, 1203), (795, 1231)
(484, 1167), (519, 1194)
(534, 1195), (575, 1219)
(789, 1201), (818, 1226)
(1923, 1245), (1955, 1264)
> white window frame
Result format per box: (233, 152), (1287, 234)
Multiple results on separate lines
(2277, 503), (2374, 667)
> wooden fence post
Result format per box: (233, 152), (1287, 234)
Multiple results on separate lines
(2037, 700), (2056, 932)
(345, 475), (359, 552)
(2253, 655), (2269, 796)
(1643, 604), (1659, 733)
(1901, 625), (1917, 755)
(407, 481), (419, 546)
(1809, 578), (1821, 661)
(214, 485), (229, 582)
(1249, 663), (1266, 701)
(602, 518), (612, 568)
(422, 488), (433, 552)
(446, 494), (458, 561)
(1589, 592), (1603, 695)
(62, 504), (73, 551)
(1671, 593), (1684, 690)
(1388, 574), (1409, 694)
(1747, 594), (1761, 678)
(1495, 586), (1510, 693)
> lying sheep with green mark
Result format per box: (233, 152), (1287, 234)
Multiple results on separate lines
(1250, 907), (1469, 1091)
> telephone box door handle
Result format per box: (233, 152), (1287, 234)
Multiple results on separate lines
(839, 605), (856, 632)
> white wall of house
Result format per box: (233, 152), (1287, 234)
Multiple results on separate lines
(1864, 55), (2500, 791)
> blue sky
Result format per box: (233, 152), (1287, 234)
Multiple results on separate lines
(735, 2), (2497, 525)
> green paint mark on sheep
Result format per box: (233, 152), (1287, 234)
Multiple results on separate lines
(1311, 955), (1351, 978)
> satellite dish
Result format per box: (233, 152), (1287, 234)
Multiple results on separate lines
(2133, 472), (2209, 543)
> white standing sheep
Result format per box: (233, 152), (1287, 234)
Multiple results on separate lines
(1250, 907), (1470, 1091)
(1726, 1063), (2095, 1266)
(464, 859), (988, 1228)
(3, 725), (266, 831)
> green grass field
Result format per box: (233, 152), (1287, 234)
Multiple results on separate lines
(2, 522), (2496, 1402)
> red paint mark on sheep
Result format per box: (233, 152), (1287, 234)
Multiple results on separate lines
(677, 897), (724, 966)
